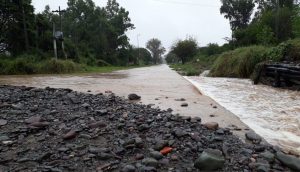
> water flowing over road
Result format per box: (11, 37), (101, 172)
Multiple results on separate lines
(0, 65), (299, 155)
(186, 76), (300, 155)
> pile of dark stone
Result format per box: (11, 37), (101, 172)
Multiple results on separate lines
(0, 85), (299, 172)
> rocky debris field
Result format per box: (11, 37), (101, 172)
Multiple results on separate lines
(0, 85), (299, 172)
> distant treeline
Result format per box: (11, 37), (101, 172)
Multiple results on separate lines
(0, 0), (159, 68)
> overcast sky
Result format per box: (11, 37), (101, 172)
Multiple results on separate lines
(32, 0), (231, 50)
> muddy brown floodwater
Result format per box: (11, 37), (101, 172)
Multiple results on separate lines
(186, 75), (300, 156)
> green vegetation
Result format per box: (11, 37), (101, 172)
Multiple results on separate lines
(0, 0), (163, 75)
(170, 55), (218, 76)
(0, 54), (145, 75)
(167, 0), (300, 84)
(210, 39), (300, 79)
(210, 46), (269, 78)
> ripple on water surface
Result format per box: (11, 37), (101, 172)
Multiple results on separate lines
(186, 76), (300, 155)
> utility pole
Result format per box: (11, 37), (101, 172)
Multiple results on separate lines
(52, 6), (67, 59)
(53, 22), (57, 60)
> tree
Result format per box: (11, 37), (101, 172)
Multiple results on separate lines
(220, 0), (255, 31)
(165, 52), (179, 64)
(132, 48), (152, 65)
(1, 0), (35, 55)
(171, 38), (198, 64)
(146, 38), (165, 64)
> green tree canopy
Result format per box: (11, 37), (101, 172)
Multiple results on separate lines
(171, 38), (198, 64)
(220, 0), (255, 31)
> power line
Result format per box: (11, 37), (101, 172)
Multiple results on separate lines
(148, 0), (219, 7)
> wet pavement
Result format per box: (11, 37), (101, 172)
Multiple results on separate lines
(0, 65), (249, 139)
(186, 76), (300, 156)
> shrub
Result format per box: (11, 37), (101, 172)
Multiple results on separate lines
(210, 46), (270, 78)
(39, 59), (80, 74)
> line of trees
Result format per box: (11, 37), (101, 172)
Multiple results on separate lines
(221, 0), (300, 46)
(167, 0), (300, 66)
(0, 0), (164, 66)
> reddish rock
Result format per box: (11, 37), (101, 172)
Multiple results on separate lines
(25, 116), (42, 124)
(63, 130), (77, 140)
(88, 121), (107, 129)
(204, 122), (219, 130)
(160, 147), (173, 155)
(29, 122), (49, 128)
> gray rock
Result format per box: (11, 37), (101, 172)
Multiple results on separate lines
(194, 149), (225, 170)
(121, 165), (136, 172)
(181, 103), (188, 107)
(142, 158), (159, 167)
(260, 151), (275, 162)
(150, 151), (163, 160)
(97, 152), (113, 160)
(245, 131), (262, 143)
(96, 109), (108, 115)
(175, 98), (186, 101)
(276, 152), (300, 171)
(135, 137), (143, 148)
(0, 119), (7, 126)
(153, 140), (168, 151)
(128, 94), (141, 100)
(0, 135), (9, 142)
(138, 124), (150, 131)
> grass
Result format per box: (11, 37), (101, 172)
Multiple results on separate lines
(209, 39), (300, 79)
(170, 55), (218, 76)
(209, 46), (270, 78)
(0, 55), (149, 75)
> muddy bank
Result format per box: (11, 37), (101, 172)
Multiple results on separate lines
(0, 85), (300, 172)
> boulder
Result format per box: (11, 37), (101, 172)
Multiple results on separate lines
(194, 149), (225, 170)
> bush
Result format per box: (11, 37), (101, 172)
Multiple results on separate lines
(210, 46), (270, 78)
(285, 39), (300, 61)
(39, 59), (80, 74)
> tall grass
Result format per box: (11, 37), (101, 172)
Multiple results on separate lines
(209, 46), (270, 78)
(0, 56), (82, 75)
(210, 39), (300, 78)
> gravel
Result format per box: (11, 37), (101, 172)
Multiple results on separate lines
(0, 85), (298, 172)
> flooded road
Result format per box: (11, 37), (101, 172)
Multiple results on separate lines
(1, 65), (299, 154)
(186, 76), (300, 155)
(0, 65), (249, 138)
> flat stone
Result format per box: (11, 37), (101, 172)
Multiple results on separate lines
(121, 165), (136, 172)
(0, 119), (7, 126)
(63, 130), (77, 140)
(0, 135), (9, 142)
(29, 122), (49, 128)
(88, 121), (107, 129)
(260, 151), (275, 162)
(194, 149), (225, 170)
(150, 151), (163, 160)
(142, 158), (159, 167)
(245, 131), (262, 143)
(25, 116), (42, 124)
(181, 103), (188, 107)
(276, 152), (300, 171)
(203, 122), (219, 130)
